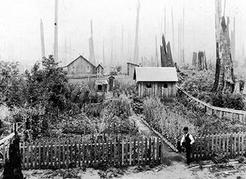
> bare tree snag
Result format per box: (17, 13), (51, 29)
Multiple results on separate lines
(160, 34), (174, 67)
(213, 16), (235, 93)
(192, 52), (197, 67)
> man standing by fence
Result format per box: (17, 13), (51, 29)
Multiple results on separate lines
(181, 127), (195, 165)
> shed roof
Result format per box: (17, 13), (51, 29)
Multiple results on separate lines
(127, 62), (139, 67)
(134, 67), (178, 82)
(95, 79), (108, 85)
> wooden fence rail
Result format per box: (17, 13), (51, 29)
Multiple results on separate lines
(192, 132), (246, 160)
(177, 87), (246, 123)
(19, 136), (162, 169)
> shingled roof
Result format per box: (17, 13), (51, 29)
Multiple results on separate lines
(134, 67), (178, 82)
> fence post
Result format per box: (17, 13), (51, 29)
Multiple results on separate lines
(160, 141), (164, 164)
(129, 137), (132, 165)
(121, 139), (124, 166)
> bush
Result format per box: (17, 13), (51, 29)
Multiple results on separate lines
(181, 69), (246, 110)
(103, 116), (138, 135)
(60, 113), (97, 135)
(102, 98), (132, 120)
(101, 97), (138, 135)
(177, 95), (246, 135)
(211, 93), (245, 110)
(181, 70), (214, 97)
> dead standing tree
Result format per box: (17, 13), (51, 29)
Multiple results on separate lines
(160, 34), (174, 67)
(192, 52), (197, 67)
(192, 51), (207, 71)
(212, 16), (235, 93)
(197, 51), (207, 71)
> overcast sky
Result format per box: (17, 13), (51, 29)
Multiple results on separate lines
(0, 0), (245, 69)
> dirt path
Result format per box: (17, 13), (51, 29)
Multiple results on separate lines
(129, 114), (185, 165)
(129, 115), (154, 137)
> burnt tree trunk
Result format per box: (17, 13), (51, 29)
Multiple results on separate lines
(212, 17), (235, 93)
(192, 52), (197, 67)
(160, 34), (174, 67)
(212, 42), (221, 91)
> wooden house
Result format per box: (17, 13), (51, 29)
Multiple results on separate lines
(127, 62), (139, 78)
(133, 67), (178, 98)
(66, 55), (96, 77)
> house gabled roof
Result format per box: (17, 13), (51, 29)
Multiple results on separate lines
(127, 62), (139, 67)
(134, 67), (178, 82)
(96, 64), (104, 69)
(66, 55), (96, 68)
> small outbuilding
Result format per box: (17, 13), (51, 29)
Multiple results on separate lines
(96, 64), (104, 76)
(133, 67), (178, 98)
(108, 75), (115, 91)
(95, 79), (108, 93)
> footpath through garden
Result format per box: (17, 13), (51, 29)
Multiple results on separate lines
(129, 113), (184, 163)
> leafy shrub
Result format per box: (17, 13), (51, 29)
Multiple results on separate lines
(102, 98), (132, 120)
(102, 116), (138, 135)
(181, 70), (214, 97)
(177, 94), (246, 134)
(181, 69), (246, 110)
(100, 97), (138, 135)
(84, 103), (104, 117)
(60, 113), (97, 135)
(211, 93), (245, 110)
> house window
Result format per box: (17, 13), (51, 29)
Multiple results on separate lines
(146, 83), (152, 88)
(87, 65), (90, 72)
(98, 85), (102, 91)
(163, 83), (168, 88)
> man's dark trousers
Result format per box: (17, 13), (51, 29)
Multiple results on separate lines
(184, 134), (192, 165)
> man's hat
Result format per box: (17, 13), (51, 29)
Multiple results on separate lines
(183, 127), (188, 131)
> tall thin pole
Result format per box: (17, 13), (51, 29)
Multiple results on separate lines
(111, 38), (113, 67)
(223, 0), (226, 16)
(89, 20), (96, 64)
(155, 36), (159, 67)
(231, 17), (236, 62)
(182, 4), (185, 64)
(233, 17), (236, 61)
(69, 38), (72, 60)
(133, 0), (140, 64)
(54, 0), (58, 61)
(171, 7), (175, 61)
(215, 0), (222, 51)
(102, 40), (105, 65)
(40, 19), (45, 58)
(121, 25), (124, 65)
(64, 38), (67, 63)
(178, 22), (181, 63)
(164, 7), (167, 36)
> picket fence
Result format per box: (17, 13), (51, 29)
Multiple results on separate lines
(19, 135), (162, 169)
(192, 132), (246, 160)
(177, 87), (246, 123)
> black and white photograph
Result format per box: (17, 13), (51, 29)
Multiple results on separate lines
(0, 0), (246, 178)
